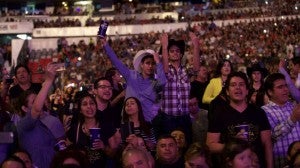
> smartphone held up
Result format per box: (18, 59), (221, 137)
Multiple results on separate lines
(97, 20), (109, 38)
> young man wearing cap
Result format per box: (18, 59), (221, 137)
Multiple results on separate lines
(153, 32), (200, 143)
(100, 38), (167, 122)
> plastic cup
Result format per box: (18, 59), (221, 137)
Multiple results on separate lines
(89, 128), (101, 147)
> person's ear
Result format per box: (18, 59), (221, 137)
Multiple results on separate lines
(93, 87), (97, 95)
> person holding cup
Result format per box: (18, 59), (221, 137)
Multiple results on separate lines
(206, 72), (273, 168)
(67, 92), (106, 168)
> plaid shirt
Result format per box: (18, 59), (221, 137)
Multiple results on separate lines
(161, 64), (190, 116)
(262, 101), (300, 168)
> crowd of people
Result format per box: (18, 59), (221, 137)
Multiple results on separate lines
(0, 29), (300, 168)
(0, 0), (300, 168)
(1, 0), (299, 29)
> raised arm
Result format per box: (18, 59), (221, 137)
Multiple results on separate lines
(99, 38), (130, 78)
(160, 33), (169, 73)
(279, 59), (300, 102)
(153, 52), (167, 86)
(31, 63), (59, 119)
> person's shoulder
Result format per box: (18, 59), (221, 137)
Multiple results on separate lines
(9, 84), (21, 91)
(209, 77), (221, 83)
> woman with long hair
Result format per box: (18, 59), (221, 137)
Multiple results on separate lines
(202, 59), (233, 105)
(121, 97), (156, 151)
(66, 92), (121, 168)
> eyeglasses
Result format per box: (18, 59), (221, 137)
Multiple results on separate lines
(96, 85), (113, 90)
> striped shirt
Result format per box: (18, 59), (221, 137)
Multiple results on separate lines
(262, 101), (300, 168)
(161, 64), (190, 116)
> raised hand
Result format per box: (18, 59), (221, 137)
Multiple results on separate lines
(189, 31), (199, 46)
(160, 33), (169, 49)
(291, 104), (300, 123)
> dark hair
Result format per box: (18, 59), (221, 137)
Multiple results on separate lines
(288, 140), (300, 157)
(264, 73), (285, 98)
(223, 138), (253, 168)
(224, 71), (250, 91)
(185, 142), (211, 167)
(14, 64), (30, 75)
(214, 59), (233, 78)
(291, 57), (300, 65)
(122, 97), (151, 135)
(93, 77), (112, 89)
(1, 155), (26, 168)
(13, 148), (33, 162)
(105, 67), (117, 83)
(167, 39), (185, 55)
(140, 54), (154, 63)
(76, 92), (98, 123)
(50, 148), (89, 168)
(289, 151), (300, 168)
(157, 134), (176, 143)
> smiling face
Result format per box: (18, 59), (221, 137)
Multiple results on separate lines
(80, 96), (97, 119)
(168, 45), (182, 62)
(94, 80), (113, 101)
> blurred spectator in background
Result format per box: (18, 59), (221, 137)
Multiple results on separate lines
(155, 135), (185, 168)
(190, 62), (209, 110)
(188, 95), (208, 145)
(122, 146), (154, 168)
(1, 155), (26, 168)
(202, 59), (233, 105)
(246, 63), (268, 106)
